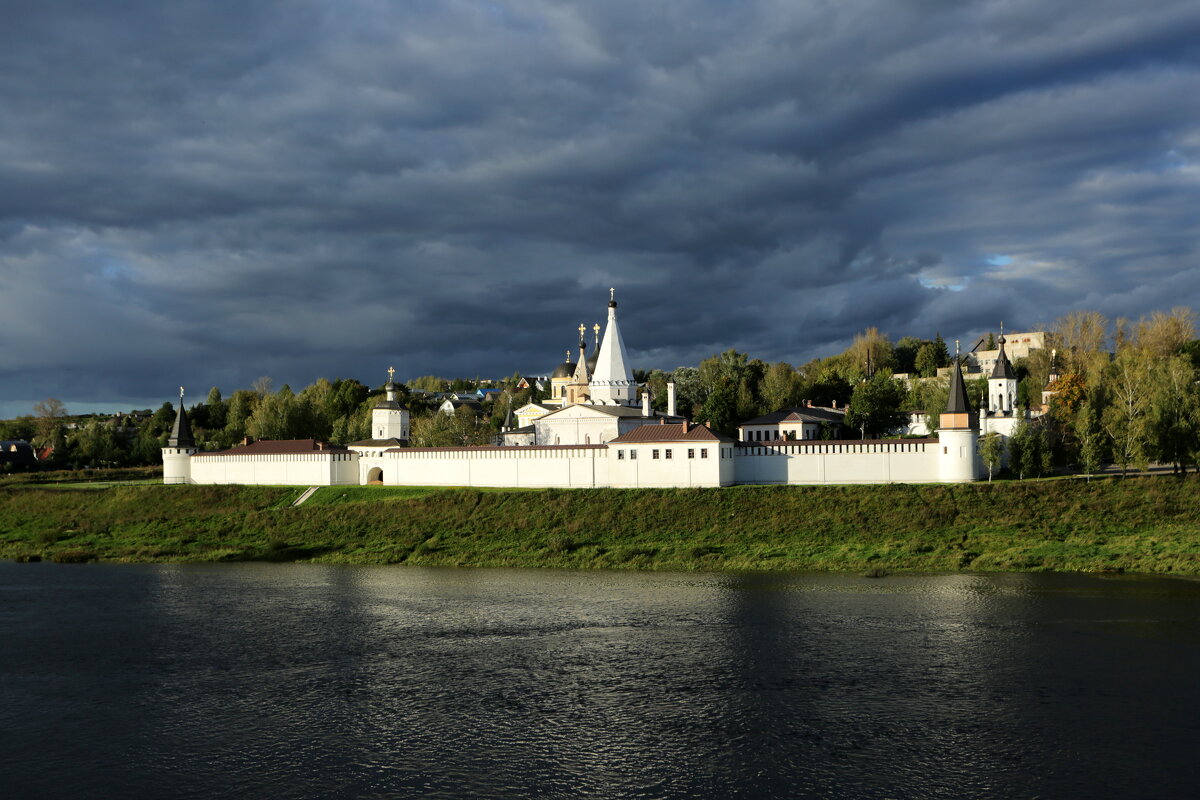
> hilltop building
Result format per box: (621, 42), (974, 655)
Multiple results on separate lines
(163, 293), (986, 488)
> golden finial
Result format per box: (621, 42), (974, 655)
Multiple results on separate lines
(578, 323), (586, 341)
(387, 366), (395, 382)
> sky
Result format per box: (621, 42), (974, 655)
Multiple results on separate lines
(2, 0), (1198, 418)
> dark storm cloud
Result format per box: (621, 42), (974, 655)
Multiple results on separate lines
(2, 0), (1199, 413)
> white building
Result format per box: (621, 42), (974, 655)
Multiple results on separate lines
(164, 294), (987, 488)
(737, 404), (846, 442)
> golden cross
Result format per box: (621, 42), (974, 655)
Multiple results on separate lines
(610, 287), (614, 302)
(578, 323), (586, 339)
(387, 366), (395, 381)
(593, 323), (600, 340)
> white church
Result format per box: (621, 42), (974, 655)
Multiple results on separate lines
(163, 292), (996, 489)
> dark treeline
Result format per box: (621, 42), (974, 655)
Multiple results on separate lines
(4, 308), (1198, 474)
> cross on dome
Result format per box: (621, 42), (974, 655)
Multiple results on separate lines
(387, 366), (395, 382)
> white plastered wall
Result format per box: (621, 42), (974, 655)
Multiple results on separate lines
(189, 452), (360, 485)
(733, 441), (941, 484)
(385, 447), (609, 488)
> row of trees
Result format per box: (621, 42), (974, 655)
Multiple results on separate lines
(5, 306), (1197, 475)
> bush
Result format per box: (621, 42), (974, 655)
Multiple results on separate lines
(51, 549), (97, 563)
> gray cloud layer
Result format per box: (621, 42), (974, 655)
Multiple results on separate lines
(2, 0), (1198, 412)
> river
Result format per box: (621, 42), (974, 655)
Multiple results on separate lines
(2, 563), (1199, 798)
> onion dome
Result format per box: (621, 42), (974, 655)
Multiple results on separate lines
(552, 352), (576, 379)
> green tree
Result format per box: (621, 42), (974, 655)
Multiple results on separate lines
(1102, 348), (1152, 476)
(31, 398), (68, 449)
(1147, 355), (1200, 475)
(932, 332), (950, 368)
(913, 343), (939, 378)
(760, 362), (801, 411)
(980, 432), (1004, 482)
(695, 376), (738, 435)
(845, 372), (906, 438)
(1076, 399), (1105, 480)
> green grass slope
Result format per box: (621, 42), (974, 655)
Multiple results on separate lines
(2, 477), (1199, 573)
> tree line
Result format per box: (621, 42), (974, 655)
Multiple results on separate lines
(4, 307), (1197, 474)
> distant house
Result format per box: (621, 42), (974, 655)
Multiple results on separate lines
(476, 388), (503, 402)
(439, 397), (483, 416)
(737, 405), (846, 442)
(0, 440), (38, 468)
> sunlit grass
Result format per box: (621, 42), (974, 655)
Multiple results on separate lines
(1, 476), (1198, 574)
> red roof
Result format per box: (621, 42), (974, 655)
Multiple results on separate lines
(610, 422), (732, 444)
(193, 439), (349, 457)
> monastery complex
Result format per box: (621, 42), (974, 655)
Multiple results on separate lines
(162, 292), (1037, 488)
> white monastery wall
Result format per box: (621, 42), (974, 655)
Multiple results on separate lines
(733, 440), (941, 485)
(190, 452), (359, 486)
(607, 442), (734, 488)
(384, 446), (608, 488)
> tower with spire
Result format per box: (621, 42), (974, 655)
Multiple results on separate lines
(938, 342), (981, 482)
(162, 386), (197, 484)
(987, 323), (1018, 415)
(565, 324), (591, 405)
(589, 289), (639, 406)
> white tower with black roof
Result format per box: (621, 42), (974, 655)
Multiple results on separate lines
(162, 386), (197, 484)
(988, 324), (1018, 415)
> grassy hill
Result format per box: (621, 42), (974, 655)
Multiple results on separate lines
(2, 476), (1199, 573)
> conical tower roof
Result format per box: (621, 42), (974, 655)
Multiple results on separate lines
(945, 355), (973, 415)
(990, 333), (1016, 380)
(168, 398), (194, 448)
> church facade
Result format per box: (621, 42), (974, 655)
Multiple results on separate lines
(163, 293), (987, 489)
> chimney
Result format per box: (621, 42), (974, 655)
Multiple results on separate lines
(831, 400), (838, 409)
(667, 382), (677, 417)
(681, 420), (688, 434)
(659, 416), (666, 425)
(242, 436), (254, 446)
(643, 389), (651, 417)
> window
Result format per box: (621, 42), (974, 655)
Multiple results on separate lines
(630, 449), (637, 460)
(617, 450), (624, 460)
(688, 449), (695, 459)
(665, 449), (672, 459)
(652, 449), (659, 459)
(701, 448), (708, 459)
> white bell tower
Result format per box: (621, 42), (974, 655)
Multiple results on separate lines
(372, 367), (410, 442)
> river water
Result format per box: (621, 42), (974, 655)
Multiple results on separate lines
(2, 563), (1199, 799)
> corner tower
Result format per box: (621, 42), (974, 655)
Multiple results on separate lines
(372, 367), (410, 443)
(162, 387), (197, 484)
(938, 344), (980, 483)
(589, 289), (638, 406)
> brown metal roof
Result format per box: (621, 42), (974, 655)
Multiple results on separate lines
(385, 444), (606, 453)
(610, 422), (733, 443)
(194, 439), (349, 457)
(739, 406), (846, 426)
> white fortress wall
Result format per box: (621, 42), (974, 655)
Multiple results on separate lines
(733, 439), (941, 485)
(607, 442), (734, 488)
(190, 452), (360, 486)
(384, 445), (608, 488)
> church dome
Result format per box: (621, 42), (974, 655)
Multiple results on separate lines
(551, 360), (576, 379)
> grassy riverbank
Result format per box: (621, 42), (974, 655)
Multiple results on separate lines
(1, 476), (1199, 573)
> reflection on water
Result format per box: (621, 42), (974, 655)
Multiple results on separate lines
(2, 564), (1199, 799)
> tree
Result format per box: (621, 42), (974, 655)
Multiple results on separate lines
(32, 398), (68, 448)
(980, 432), (1004, 482)
(251, 375), (274, 397)
(845, 372), (906, 438)
(846, 327), (895, 380)
(760, 362), (801, 411)
(893, 337), (926, 375)
(1053, 310), (1108, 378)
(1048, 372), (1087, 424)
(1008, 422), (1031, 479)
(1076, 399), (1105, 481)
(913, 343), (940, 378)
(695, 376), (738, 435)
(1102, 348), (1152, 476)
(1147, 354), (1200, 475)
(670, 366), (705, 417)
(932, 332), (950, 368)
(1134, 307), (1196, 358)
